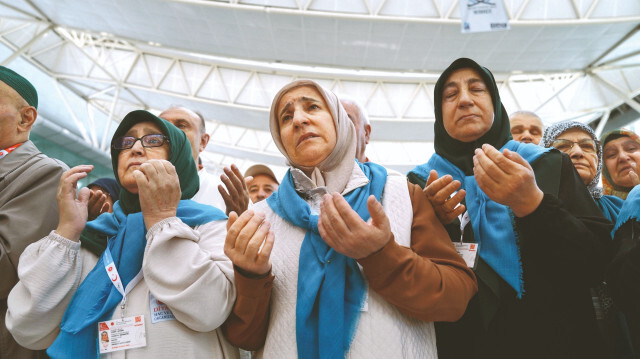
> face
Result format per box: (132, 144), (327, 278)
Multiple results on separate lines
(441, 68), (495, 143)
(159, 107), (208, 165)
(117, 121), (170, 194)
(555, 128), (598, 186)
(247, 174), (279, 203)
(341, 101), (371, 163)
(510, 114), (543, 144)
(0, 82), (30, 149)
(101, 332), (109, 342)
(277, 86), (337, 167)
(603, 136), (640, 188)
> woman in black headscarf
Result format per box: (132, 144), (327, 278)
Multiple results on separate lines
(408, 58), (613, 359)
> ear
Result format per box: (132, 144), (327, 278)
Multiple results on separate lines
(17, 106), (37, 134)
(199, 132), (210, 153)
(364, 124), (371, 144)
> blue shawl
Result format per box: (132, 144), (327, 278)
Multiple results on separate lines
(267, 161), (387, 359)
(409, 140), (549, 298)
(613, 185), (640, 234)
(47, 200), (226, 358)
(595, 195), (623, 224)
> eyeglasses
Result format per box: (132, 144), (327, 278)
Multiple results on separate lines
(551, 139), (598, 154)
(112, 134), (169, 150)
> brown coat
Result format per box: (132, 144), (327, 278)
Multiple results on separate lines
(0, 140), (67, 359)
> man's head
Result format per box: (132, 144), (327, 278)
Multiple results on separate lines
(340, 97), (371, 163)
(0, 66), (38, 150)
(158, 106), (209, 165)
(244, 164), (279, 203)
(509, 111), (543, 145)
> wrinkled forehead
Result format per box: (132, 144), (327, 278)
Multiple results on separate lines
(277, 85), (327, 114)
(123, 120), (164, 136)
(603, 135), (634, 150)
(443, 67), (486, 90)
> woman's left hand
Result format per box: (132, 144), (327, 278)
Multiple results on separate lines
(135, 159), (181, 229)
(473, 144), (544, 217)
(318, 193), (392, 259)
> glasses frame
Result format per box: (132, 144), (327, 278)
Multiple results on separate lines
(111, 134), (170, 150)
(551, 138), (599, 154)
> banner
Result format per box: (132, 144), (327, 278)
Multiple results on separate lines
(460, 0), (510, 33)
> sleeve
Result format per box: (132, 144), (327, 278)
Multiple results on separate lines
(221, 268), (274, 350)
(5, 232), (83, 349)
(142, 217), (236, 332)
(515, 155), (613, 286)
(607, 220), (640, 318)
(0, 160), (66, 299)
(356, 182), (478, 322)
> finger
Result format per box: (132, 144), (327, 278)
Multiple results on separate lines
(502, 148), (532, 170)
(78, 187), (91, 206)
(101, 201), (111, 214)
(481, 144), (522, 175)
(630, 171), (640, 186)
(367, 195), (390, 231)
(442, 189), (466, 213)
(226, 211), (239, 231)
(431, 180), (462, 204)
(426, 170), (439, 187)
(229, 164), (248, 191)
(257, 231), (275, 262)
(330, 193), (364, 231)
(133, 169), (149, 192)
(445, 203), (466, 222)
(220, 173), (239, 199)
(424, 174), (454, 197)
(474, 148), (504, 183)
(224, 211), (241, 255)
(244, 221), (271, 259)
(236, 212), (266, 254)
(319, 194), (351, 238)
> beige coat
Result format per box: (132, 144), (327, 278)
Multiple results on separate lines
(0, 140), (67, 359)
(6, 217), (239, 359)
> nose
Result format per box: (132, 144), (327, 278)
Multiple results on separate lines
(458, 88), (474, 107)
(256, 190), (267, 202)
(130, 138), (145, 155)
(568, 143), (584, 158)
(292, 108), (309, 128)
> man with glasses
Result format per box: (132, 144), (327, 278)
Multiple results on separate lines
(159, 106), (250, 215)
(0, 66), (68, 359)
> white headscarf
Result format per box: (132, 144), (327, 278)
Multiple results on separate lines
(269, 79), (357, 194)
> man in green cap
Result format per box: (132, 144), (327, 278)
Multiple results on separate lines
(0, 65), (68, 359)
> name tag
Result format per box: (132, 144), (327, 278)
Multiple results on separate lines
(454, 242), (479, 269)
(98, 315), (147, 354)
(149, 292), (176, 323)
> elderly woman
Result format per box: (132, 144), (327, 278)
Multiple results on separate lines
(542, 121), (624, 221)
(601, 129), (640, 199)
(221, 79), (477, 358)
(407, 58), (613, 359)
(6, 110), (238, 358)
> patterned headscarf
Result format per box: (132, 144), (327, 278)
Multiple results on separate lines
(541, 121), (602, 198)
(601, 129), (640, 200)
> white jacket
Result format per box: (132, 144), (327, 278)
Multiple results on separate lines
(6, 217), (239, 359)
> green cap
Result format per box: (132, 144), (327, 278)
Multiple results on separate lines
(0, 66), (38, 109)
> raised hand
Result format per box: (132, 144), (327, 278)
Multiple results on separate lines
(134, 159), (181, 229)
(224, 210), (274, 276)
(87, 189), (110, 221)
(318, 193), (392, 259)
(218, 164), (250, 216)
(423, 169), (466, 224)
(473, 144), (544, 217)
(55, 165), (93, 241)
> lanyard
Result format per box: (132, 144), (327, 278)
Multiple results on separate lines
(103, 249), (143, 317)
(0, 143), (22, 160)
(459, 211), (470, 243)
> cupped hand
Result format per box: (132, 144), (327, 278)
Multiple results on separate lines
(473, 144), (544, 217)
(423, 169), (466, 224)
(318, 193), (392, 259)
(224, 210), (274, 276)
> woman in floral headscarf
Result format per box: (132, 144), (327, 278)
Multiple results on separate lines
(601, 129), (640, 200)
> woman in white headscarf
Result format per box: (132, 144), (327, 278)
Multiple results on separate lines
(220, 79), (477, 359)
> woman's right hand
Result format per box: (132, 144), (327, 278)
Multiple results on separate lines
(224, 210), (274, 277)
(55, 165), (93, 242)
(423, 169), (466, 224)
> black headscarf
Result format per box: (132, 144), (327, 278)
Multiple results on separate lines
(433, 58), (512, 175)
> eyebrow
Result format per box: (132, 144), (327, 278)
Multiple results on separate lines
(444, 77), (485, 90)
(279, 96), (321, 119)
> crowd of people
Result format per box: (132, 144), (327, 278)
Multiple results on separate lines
(0, 57), (639, 359)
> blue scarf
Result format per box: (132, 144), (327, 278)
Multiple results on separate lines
(409, 140), (549, 298)
(613, 185), (640, 234)
(594, 195), (623, 224)
(47, 200), (226, 359)
(267, 161), (387, 359)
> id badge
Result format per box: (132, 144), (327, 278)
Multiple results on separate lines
(98, 315), (147, 354)
(454, 242), (479, 269)
(149, 292), (176, 323)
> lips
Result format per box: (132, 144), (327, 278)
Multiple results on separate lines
(297, 132), (319, 147)
(457, 113), (480, 122)
(127, 161), (143, 169)
(618, 163), (636, 176)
